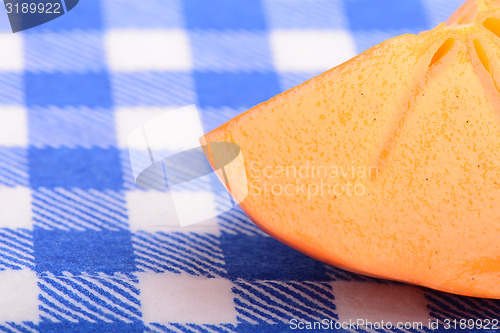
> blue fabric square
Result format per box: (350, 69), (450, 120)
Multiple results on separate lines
(0, 147), (29, 187)
(236, 323), (344, 332)
(24, 32), (105, 72)
(0, 7), (12, 31)
(278, 72), (322, 92)
(184, 0), (266, 30)
(0, 72), (23, 105)
(104, 0), (184, 29)
(195, 72), (281, 109)
(343, 0), (427, 32)
(32, 188), (129, 231)
(264, 0), (347, 29)
(25, 72), (111, 108)
(232, 279), (338, 324)
(0, 228), (34, 271)
(37, 272), (142, 325)
(28, 147), (123, 190)
(34, 229), (135, 273)
(27, 0), (102, 31)
(236, 324), (295, 332)
(220, 233), (330, 281)
(38, 321), (144, 332)
(132, 231), (226, 277)
(190, 31), (273, 72)
(425, 290), (500, 323)
(111, 72), (196, 107)
(28, 107), (116, 148)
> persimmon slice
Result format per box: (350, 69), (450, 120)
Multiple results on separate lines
(202, 0), (500, 298)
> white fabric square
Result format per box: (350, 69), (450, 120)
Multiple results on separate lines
(0, 34), (23, 71)
(0, 269), (40, 322)
(138, 272), (237, 325)
(142, 105), (204, 152)
(116, 107), (176, 148)
(117, 105), (204, 151)
(0, 187), (32, 229)
(0, 106), (27, 146)
(170, 188), (219, 227)
(271, 30), (356, 71)
(126, 190), (181, 230)
(126, 190), (219, 234)
(333, 281), (431, 327)
(106, 29), (192, 71)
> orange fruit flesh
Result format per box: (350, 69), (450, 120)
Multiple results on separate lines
(202, 0), (500, 298)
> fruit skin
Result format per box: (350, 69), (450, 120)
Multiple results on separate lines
(201, 0), (500, 299)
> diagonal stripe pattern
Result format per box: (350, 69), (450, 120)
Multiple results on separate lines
(38, 272), (141, 323)
(132, 231), (226, 277)
(0, 228), (35, 271)
(232, 280), (337, 325)
(32, 188), (128, 231)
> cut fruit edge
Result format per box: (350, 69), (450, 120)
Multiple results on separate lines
(200, 1), (500, 298)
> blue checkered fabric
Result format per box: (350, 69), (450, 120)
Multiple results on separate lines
(0, 0), (499, 332)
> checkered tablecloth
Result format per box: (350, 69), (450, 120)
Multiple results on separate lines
(0, 0), (499, 332)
